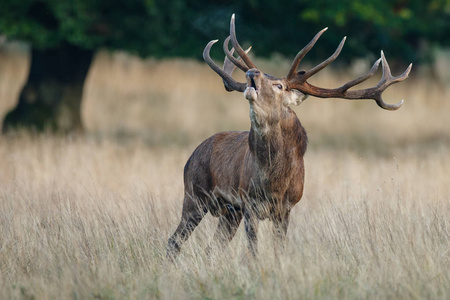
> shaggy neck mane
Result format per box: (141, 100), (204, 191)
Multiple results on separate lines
(248, 108), (307, 170)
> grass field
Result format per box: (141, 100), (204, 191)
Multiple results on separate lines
(1, 48), (449, 299)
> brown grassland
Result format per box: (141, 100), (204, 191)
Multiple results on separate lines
(0, 47), (450, 299)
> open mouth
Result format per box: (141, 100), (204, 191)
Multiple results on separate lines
(244, 77), (259, 101)
(247, 76), (260, 91)
(249, 77), (258, 90)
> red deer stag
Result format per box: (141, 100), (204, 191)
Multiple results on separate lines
(167, 14), (411, 258)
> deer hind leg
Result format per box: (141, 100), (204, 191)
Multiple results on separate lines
(205, 204), (243, 255)
(167, 195), (207, 259)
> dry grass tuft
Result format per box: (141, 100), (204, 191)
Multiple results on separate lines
(0, 49), (449, 299)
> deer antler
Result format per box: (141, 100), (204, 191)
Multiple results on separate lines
(286, 27), (329, 79)
(203, 14), (254, 92)
(286, 30), (412, 110)
(222, 44), (252, 91)
(203, 40), (247, 92)
(223, 36), (250, 73)
(229, 14), (256, 70)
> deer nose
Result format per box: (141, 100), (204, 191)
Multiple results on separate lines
(246, 69), (260, 79)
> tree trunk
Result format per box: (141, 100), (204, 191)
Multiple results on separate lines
(2, 44), (93, 133)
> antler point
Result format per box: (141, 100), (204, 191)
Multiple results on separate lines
(393, 99), (404, 109)
(404, 64), (413, 77)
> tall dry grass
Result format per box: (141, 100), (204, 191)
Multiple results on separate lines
(0, 47), (450, 299)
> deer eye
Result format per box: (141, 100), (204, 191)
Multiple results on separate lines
(274, 84), (283, 90)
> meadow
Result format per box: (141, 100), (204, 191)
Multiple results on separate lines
(0, 46), (449, 299)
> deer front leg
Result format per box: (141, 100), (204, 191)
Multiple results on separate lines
(205, 204), (243, 255)
(273, 211), (290, 256)
(244, 209), (259, 257)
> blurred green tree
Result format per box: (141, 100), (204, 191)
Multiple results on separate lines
(0, 0), (200, 132)
(1, 0), (449, 132)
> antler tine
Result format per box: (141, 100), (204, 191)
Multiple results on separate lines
(222, 48), (237, 92)
(371, 51), (412, 110)
(230, 14), (257, 69)
(303, 36), (346, 80)
(338, 58), (381, 92)
(223, 36), (250, 72)
(222, 43), (252, 91)
(286, 27), (328, 79)
(378, 51), (413, 87)
(203, 40), (247, 92)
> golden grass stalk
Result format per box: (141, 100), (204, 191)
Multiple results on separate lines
(0, 49), (449, 299)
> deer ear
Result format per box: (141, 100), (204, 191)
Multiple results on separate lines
(285, 89), (308, 106)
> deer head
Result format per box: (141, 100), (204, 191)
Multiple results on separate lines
(203, 14), (412, 118)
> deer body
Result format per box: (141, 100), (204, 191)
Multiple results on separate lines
(168, 68), (308, 256)
(167, 15), (411, 258)
(185, 108), (307, 219)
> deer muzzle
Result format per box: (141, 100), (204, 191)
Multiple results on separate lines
(244, 69), (261, 101)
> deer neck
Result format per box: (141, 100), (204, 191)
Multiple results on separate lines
(248, 107), (307, 169)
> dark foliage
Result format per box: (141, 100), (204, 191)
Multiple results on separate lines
(1, 0), (449, 64)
